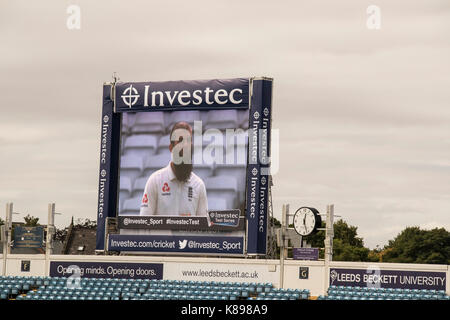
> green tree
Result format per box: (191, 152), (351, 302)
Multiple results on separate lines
(271, 217), (281, 228)
(23, 214), (39, 227)
(381, 227), (450, 264)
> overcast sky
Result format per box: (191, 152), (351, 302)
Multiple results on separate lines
(1, 0), (449, 248)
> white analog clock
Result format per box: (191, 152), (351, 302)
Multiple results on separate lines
(293, 207), (321, 236)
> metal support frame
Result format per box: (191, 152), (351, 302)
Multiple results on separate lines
(266, 175), (277, 259)
(2, 203), (20, 276)
(103, 217), (118, 255)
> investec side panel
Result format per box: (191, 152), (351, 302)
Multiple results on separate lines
(96, 77), (272, 256)
(96, 85), (121, 250)
(246, 78), (273, 255)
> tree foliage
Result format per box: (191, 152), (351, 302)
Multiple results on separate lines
(380, 227), (450, 264)
(23, 214), (39, 227)
(306, 221), (450, 264)
(305, 219), (377, 262)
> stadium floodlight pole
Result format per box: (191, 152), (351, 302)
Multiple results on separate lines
(6, 203), (20, 254)
(45, 203), (61, 275)
(2, 203), (18, 275)
(2, 204), (10, 276)
(279, 204), (289, 289)
(324, 204), (335, 294)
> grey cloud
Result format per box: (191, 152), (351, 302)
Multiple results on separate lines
(0, 0), (449, 249)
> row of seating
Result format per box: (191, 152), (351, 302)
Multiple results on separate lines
(1, 276), (312, 301)
(320, 294), (450, 301)
(122, 110), (250, 135)
(122, 130), (248, 157)
(120, 153), (247, 188)
(318, 285), (450, 300)
(1, 276), (269, 287)
(328, 285), (446, 295)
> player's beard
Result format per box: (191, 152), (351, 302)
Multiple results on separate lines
(172, 162), (193, 182)
(172, 142), (192, 182)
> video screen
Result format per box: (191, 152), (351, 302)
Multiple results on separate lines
(117, 109), (249, 235)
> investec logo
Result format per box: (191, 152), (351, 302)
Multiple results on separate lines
(121, 84), (244, 108)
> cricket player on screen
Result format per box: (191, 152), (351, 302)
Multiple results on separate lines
(139, 121), (209, 219)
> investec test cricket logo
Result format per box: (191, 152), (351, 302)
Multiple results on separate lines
(121, 85), (140, 108)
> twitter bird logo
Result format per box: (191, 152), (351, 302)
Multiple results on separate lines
(179, 240), (188, 250)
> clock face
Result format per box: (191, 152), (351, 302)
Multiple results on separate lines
(293, 207), (317, 236)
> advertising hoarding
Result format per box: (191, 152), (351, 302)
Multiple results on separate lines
(13, 226), (44, 249)
(329, 268), (446, 291)
(50, 261), (163, 280)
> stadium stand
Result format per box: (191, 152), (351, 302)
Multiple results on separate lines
(132, 177), (149, 199)
(167, 111), (201, 130)
(142, 153), (171, 178)
(120, 155), (143, 183)
(207, 197), (228, 211)
(205, 176), (238, 209)
(6, 276), (448, 301)
(0, 277), (312, 301)
(123, 135), (158, 159)
(204, 110), (238, 131)
(121, 197), (143, 216)
(156, 134), (171, 155)
(131, 112), (165, 135)
(317, 285), (450, 301)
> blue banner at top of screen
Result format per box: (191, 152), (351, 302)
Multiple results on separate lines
(114, 78), (250, 112)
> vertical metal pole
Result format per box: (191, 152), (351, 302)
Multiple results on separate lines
(6, 203), (12, 255)
(324, 204), (334, 294)
(2, 203), (13, 276)
(2, 204), (11, 276)
(279, 204), (289, 289)
(45, 203), (55, 276)
(1, 228), (5, 276)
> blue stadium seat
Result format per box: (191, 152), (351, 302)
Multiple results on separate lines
(124, 135), (158, 159)
(205, 176), (238, 208)
(207, 197), (228, 211)
(143, 153), (171, 178)
(204, 110), (238, 131)
(131, 112), (165, 135)
(121, 196), (142, 215)
(120, 155), (143, 183)
(131, 176), (149, 199)
(156, 134), (171, 156)
(167, 111), (201, 132)
(119, 176), (133, 209)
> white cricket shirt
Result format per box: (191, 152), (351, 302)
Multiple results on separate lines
(139, 163), (208, 217)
